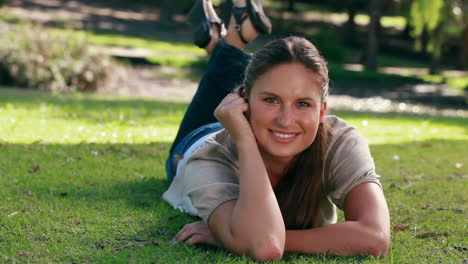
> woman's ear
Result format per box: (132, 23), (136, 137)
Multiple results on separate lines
(241, 89), (249, 103)
(319, 102), (327, 123)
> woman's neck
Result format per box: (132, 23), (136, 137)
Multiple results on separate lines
(260, 151), (296, 188)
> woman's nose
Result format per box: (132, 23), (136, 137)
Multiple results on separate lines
(276, 105), (294, 127)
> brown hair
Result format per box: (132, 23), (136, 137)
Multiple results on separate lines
(242, 36), (330, 229)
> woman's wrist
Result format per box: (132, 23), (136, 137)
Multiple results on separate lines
(232, 128), (257, 149)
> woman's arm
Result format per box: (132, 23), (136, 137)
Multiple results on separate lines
(174, 93), (285, 261)
(285, 182), (390, 257)
(210, 94), (285, 261)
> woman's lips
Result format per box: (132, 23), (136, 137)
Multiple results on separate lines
(269, 130), (299, 143)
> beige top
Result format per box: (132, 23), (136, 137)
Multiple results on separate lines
(163, 115), (382, 227)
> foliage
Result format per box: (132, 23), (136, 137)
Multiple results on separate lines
(0, 89), (466, 263)
(0, 23), (118, 92)
(409, 0), (464, 59)
(311, 30), (346, 63)
(0, 0), (7, 7)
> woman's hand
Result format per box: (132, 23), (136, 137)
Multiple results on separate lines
(171, 221), (222, 247)
(214, 93), (254, 144)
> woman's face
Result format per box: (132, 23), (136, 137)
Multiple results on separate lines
(247, 63), (326, 163)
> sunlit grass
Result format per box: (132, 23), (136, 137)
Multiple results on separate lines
(355, 14), (406, 29)
(334, 111), (467, 144)
(53, 29), (205, 56)
(0, 10), (21, 23)
(0, 89), (185, 144)
(147, 56), (208, 69)
(418, 74), (468, 91)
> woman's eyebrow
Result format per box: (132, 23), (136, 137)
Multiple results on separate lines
(297, 97), (314, 101)
(258, 91), (277, 96)
(258, 91), (315, 101)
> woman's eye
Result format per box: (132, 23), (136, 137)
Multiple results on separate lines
(298, 102), (310, 107)
(264, 98), (277, 103)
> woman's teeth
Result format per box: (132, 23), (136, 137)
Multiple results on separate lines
(273, 132), (295, 138)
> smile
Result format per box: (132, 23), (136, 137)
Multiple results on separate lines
(269, 130), (299, 143)
(272, 131), (296, 138)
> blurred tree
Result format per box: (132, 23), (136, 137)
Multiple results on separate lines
(287, 0), (296, 11)
(160, 0), (174, 26)
(0, 0), (7, 7)
(329, 0), (367, 44)
(458, 0), (467, 68)
(409, 0), (466, 71)
(365, 0), (383, 71)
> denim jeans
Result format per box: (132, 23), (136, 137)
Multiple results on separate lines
(166, 40), (252, 183)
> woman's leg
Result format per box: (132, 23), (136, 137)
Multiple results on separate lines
(169, 41), (250, 154)
(169, 0), (260, 154)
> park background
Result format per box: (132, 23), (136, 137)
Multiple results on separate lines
(0, 0), (467, 263)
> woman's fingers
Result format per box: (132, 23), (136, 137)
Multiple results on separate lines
(172, 221), (221, 247)
(172, 222), (199, 243)
(215, 94), (248, 118)
(185, 234), (202, 245)
(217, 95), (246, 111)
(214, 93), (254, 144)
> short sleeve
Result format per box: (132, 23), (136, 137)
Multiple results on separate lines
(324, 130), (382, 210)
(184, 159), (239, 223)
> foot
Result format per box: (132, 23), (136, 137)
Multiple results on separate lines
(187, 0), (226, 52)
(225, 0), (259, 49)
(204, 0), (224, 53)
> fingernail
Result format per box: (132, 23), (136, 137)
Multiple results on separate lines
(171, 240), (178, 245)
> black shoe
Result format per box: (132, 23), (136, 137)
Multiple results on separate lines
(187, 0), (226, 48)
(232, 0), (272, 44)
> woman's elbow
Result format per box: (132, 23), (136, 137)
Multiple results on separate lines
(368, 230), (390, 258)
(251, 242), (284, 262)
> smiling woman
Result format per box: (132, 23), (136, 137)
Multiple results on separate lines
(162, 0), (390, 261)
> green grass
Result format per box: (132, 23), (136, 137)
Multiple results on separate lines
(52, 28), (205, 56)
(0, 11), (21, 24)
(0, 88), (467, 263)
(418, 74), (468, 91)
(328, 63), (423, 88)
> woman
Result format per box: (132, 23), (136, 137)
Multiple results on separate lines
(163, 0), (390, 261)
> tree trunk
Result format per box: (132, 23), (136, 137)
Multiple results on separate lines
(365, 0), (382, 71)
(287, 0), (296, 11)
(160, 0), (174, 26)
(344, 6), (357, 44)
(459, 26), (468, 69)
(402, 20), (412, 39)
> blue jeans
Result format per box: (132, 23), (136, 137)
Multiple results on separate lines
(166, 40), (252, 183)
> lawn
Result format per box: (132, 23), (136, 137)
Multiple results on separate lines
(0, 88), (466, 263)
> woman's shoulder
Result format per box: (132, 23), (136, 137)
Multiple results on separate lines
(324, 115), (353, 131)
(323, 115), (371, 167)
(323, 115), (362, 142)
(322, 116), (380, 208)
(186, 129), (239, 166)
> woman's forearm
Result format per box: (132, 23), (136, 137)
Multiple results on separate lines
(285, 220), (390, 257)
(228, 136), (286, 258)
